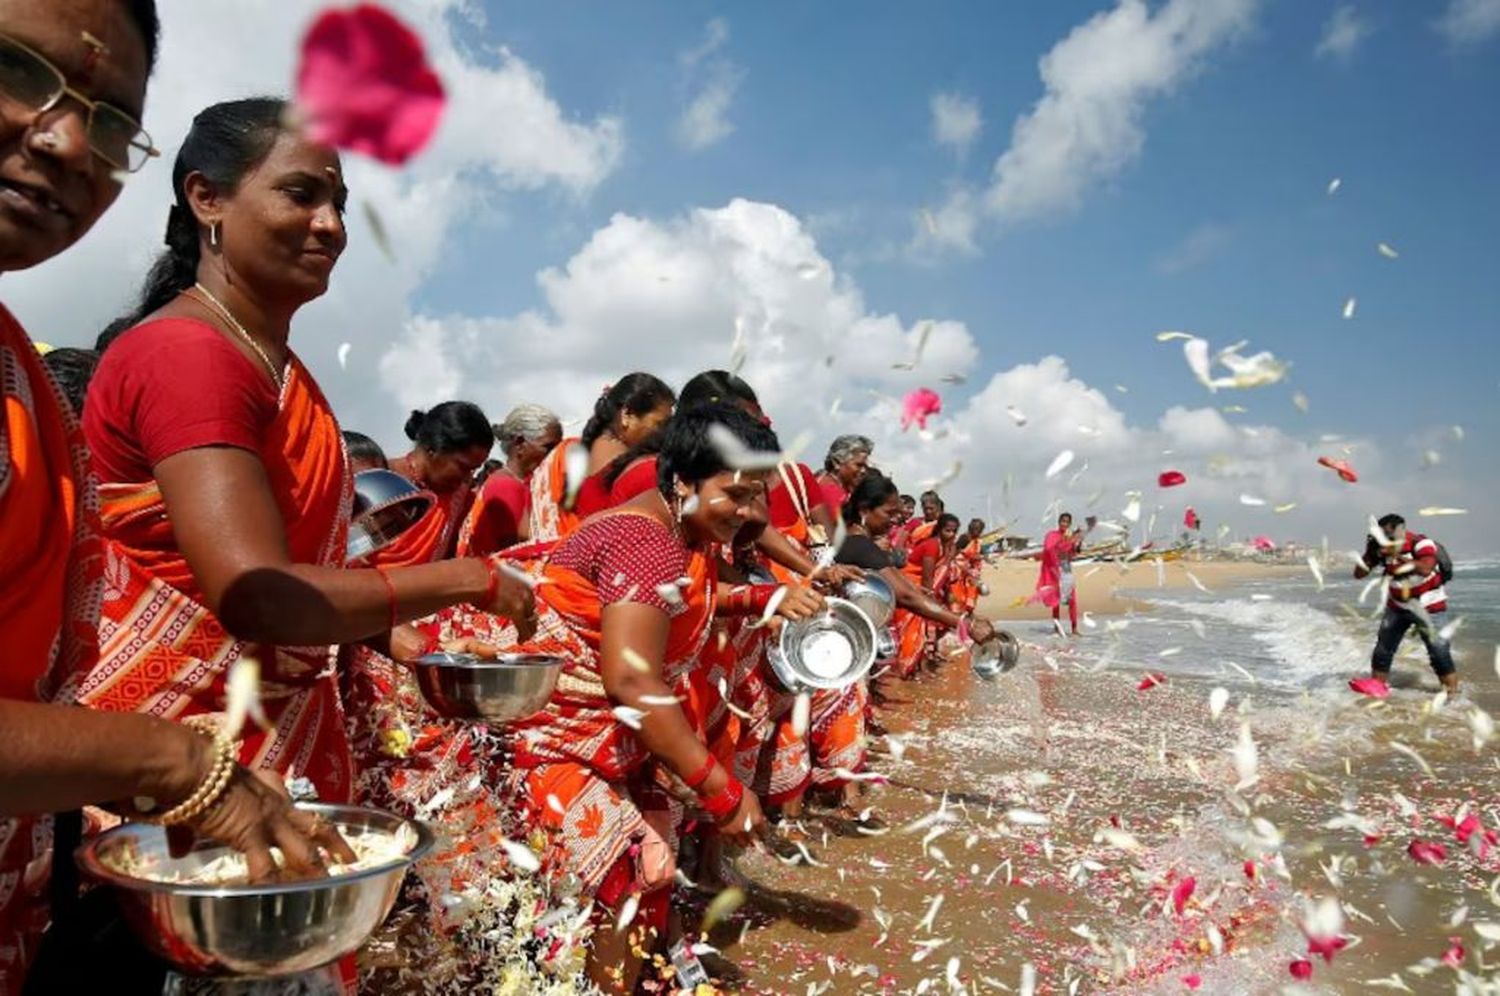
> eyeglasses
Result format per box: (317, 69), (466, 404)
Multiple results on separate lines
(0, 32), (157, 173)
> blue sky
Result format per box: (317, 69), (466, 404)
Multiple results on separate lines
(425, 0), (1497, 447)
(10, 0), (1496, 551)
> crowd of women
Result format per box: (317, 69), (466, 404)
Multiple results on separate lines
(0, 2), (1001, 992)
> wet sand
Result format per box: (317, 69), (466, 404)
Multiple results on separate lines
(977, 558), (1305, 621)
(688, 566), (1499, 994)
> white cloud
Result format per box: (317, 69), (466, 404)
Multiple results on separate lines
(5, 0), (622, 433)
(1153, 222), (1233, 274)
(914, 0), (1257, 253)
(680, 17), (730, 68)
(930, 92), (983, 157)
(1316, 5), (1371, 61)
(383, 196), (1488, 551)
(675, 20), (742, 152)
(1435, 0), (1500, 44)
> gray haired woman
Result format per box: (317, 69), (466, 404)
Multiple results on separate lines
(457, 403), (563, 555)
(817, 433), (874, 510)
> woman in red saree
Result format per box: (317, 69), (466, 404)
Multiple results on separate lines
(1034, 512), (1085, 636)
(837, 476), (996, 683)
(76, 101), (532, 810)
(457, 403), (560, 556)
(948, 518), (988, 615)
(528, 373), (674, 541)
(814, 433), (872, 512)
(425, 406), (788, 994)
(0, 15), (350, 992)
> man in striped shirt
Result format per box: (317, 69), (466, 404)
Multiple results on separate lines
(1352, 513), (1458, 693)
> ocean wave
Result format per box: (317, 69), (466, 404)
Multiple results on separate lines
(1148, 597), (1369, 687)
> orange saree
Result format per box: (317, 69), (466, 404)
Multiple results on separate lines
(76, 357), (354, 801)
(0, 305), (105, 994)
(423, 513), (717, 895)
(526, 437), (583, 542)
(764, 474), (867, 798)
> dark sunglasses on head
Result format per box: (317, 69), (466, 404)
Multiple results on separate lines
(0, 32), (157, 173)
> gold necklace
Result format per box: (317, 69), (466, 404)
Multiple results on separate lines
(187, 283), (284, 388)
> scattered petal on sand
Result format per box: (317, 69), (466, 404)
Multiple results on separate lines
(1209, 687), (1230, 719)
(1407, 840), (1447, 866)
(1349, 676), (1390, 698)
(1290, 960), (1313, 980)
(900, 388), (943, 431)
(1171, 876), (1196, 916)
(1137, 672), (1167, 692)
(295, 4), (446, 165)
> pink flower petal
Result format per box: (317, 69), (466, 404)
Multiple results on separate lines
(1407, 839), (1448, 866)
(1317, 455), (1359, 483)
(1137, 672), (1168, 692)
(296, 4), (447, 165)
(1158, 469), (1187, 488)
(1171, 876), (1196, 916)
(1455, 813), (1482, 844)
(900, 388), (942, 431)
(1242, 860), (1256, 880)
(1183, 506), (1200, 530)
(1289, 959), (1313, 980)
(1348, 676), (1390, 698)
(1182, 974), (1202, 990)
(1307, 935), (1348, 964)
(1443, 937), (1466, 969)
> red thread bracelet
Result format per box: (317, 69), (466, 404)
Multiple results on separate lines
(373, 567), (398, 631)
(700, 777), (744, 822)
(472, 559), (500, 611)
(683, 753), (718, 791)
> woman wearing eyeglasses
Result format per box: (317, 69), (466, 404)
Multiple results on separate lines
(73, 98), (533, 823)
(0, 4), (370, 992)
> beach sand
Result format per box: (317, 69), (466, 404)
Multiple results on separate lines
(976, 558), (1303, 622)
(681, 560), (1497, 994)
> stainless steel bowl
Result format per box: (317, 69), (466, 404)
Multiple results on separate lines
(415, 652), (564, 723)
(770, 597), (878, 692)
(875, 628), (897, 661)
(971, 630), (1021, 680)
(74, 803), (432, 977)
(346, 469), (437, 563)
(841, 575), (895, 627)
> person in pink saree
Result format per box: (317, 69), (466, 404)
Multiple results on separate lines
(1035, 512), (1086, 636)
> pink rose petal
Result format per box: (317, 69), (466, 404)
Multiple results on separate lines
(1407, 839), (1447, 866)
(296, 4), (447, 165)
(900, 387), (942, 431)
(1137, 672), (1167, 692)
(1158, 469), (1186, 488)
(1171, 876), (1196, 916)
(1182, 975), (1202, 990)
(1348, 676), (1390, 698)
(1307, 934), (1347, 964)
(1317, 455), (1359, 483)
(1443, 937), (1466, 968)
(1289, 959), (1313, 980)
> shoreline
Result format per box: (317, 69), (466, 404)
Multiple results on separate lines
(977, 558), (1305, 621)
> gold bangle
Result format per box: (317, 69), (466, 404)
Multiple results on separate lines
(139, 719), (237, 827)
